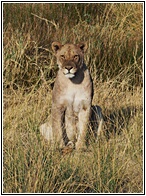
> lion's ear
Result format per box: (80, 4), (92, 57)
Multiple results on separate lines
(78, 42), (88, 53)
(52, 41), (62, 53)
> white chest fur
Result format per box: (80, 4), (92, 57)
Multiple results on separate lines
(53, 68), (92, 113)
(60, 83), (91, 113)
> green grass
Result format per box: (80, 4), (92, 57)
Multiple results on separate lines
(3, 3), (143, 193)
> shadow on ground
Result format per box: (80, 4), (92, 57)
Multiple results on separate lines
(103, 105), (143, 139)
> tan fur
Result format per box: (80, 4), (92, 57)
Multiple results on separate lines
(51, 42), (93, 150)
(40, 105), (103, 144)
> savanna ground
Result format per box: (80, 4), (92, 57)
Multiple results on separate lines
(3, 3), (143, 193)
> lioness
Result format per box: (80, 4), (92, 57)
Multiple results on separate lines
(51, 41), (93, 151)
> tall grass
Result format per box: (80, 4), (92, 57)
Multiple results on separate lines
(3, 3), (143, 89)
(3, 3), (143, 193)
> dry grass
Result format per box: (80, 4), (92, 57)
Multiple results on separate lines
(3, 3), (143, 193)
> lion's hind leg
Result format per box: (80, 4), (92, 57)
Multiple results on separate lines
(40, 121), (53, 142)
(90, 105), (104, 142)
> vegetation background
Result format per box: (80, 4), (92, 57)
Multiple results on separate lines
(3, 3), (143, 193)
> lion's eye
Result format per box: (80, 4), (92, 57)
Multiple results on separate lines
(74, 55), (79, 60)
(60, 55), (65, 59)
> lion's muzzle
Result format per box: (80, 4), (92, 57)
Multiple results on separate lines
(62, 61), (77, 78)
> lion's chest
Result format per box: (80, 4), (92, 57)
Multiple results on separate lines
(60, 85), (91, 113)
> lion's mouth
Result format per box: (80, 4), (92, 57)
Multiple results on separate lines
(63, 68), (76, 78)
(64, 72), (75, 78)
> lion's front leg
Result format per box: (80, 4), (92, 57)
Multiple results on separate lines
(75, 107), (91, 151)
(51, 105), (66, 148)
(65, 107), (77, 145)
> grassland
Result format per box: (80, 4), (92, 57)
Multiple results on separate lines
(3, 3), (143, 193)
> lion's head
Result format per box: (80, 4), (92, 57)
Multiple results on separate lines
(52, 42), (87, 79)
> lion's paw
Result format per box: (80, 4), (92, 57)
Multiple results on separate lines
(61, 141), (75, 155)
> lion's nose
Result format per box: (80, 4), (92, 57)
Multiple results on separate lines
(65, 66), (73, 71)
